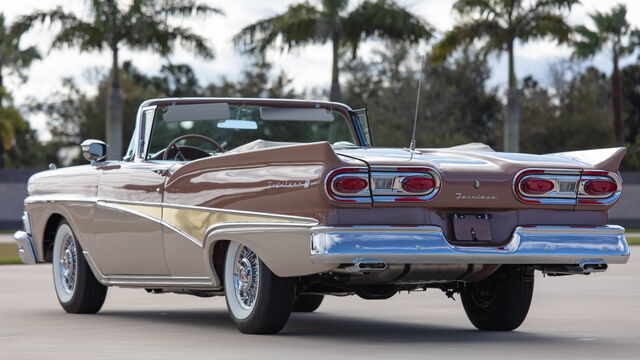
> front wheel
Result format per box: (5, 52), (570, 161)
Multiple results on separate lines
(461, 265), (534, 331)
(224, 242), (296, 334)
(52, 220), (107, 313)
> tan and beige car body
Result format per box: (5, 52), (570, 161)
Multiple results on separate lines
(14, 98), (629, 292)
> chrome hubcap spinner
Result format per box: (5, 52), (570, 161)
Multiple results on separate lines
(233, 246), (259, 310)
(58, 234), (77, 294)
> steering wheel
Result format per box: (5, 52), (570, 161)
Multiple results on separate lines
(162, 134), (225, 160)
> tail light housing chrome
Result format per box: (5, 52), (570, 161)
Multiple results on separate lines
(325, 166), (442, 203)
(514, 168), (622, 205)
(325, 167), (371, 203)
(577, 171), (622, 205)
(370, 167), (441, 202)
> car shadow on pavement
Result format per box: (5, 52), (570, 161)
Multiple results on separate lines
(95, 309), (570, 346)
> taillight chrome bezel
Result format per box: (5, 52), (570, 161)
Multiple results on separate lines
(325, 167), (371, 203)
(577, 171), (622, 205)
(514, 169), (581, 204)
(514, 168), (622, 205)
(370, 166), (441, 202)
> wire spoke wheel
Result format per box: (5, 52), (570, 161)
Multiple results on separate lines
(52, 221), (107, 313)
(233, 245), (260, 310)
(58, 233), (78, 295)
(224, 241), (296, 334)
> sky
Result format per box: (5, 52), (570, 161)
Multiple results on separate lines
(2, 0), (640, 140)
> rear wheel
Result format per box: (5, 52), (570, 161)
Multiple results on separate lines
(292, 294), (324, 312)
(52, 221), (107, 313)
(224, 242), (296, 334)
(461, 265), (534, 331)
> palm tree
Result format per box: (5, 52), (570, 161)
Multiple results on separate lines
(0, 104), (28, 168)
(432, 0), (578, 152)
(0, 13), (40, 167)
(14, 0), (222, 159)
(234, 0), (432, 102)
(572, 4), (639, 147)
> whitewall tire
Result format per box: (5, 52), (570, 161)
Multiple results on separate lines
(52, 221), (107, 313)
(224, 241), (296, 334)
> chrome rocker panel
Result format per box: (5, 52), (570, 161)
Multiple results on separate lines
(13, 231), (38, 265)
(310, 225), (630, 265)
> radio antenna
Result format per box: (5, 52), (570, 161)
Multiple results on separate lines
(409, 55), (426, 152)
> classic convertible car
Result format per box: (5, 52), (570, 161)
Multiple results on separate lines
(14, 98), (629, 334)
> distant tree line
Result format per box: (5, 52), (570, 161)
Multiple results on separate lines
(0, 0), (639, 170)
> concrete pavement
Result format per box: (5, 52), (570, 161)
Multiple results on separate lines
(0, 254), (639, 359)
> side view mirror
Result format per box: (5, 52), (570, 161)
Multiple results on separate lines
(81, 139), (107, 163)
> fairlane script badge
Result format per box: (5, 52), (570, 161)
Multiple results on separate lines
(267, 180), (311, 189)
(455, 192), (498, 200)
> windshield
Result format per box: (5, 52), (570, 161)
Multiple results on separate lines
(146, 103), (357, 159)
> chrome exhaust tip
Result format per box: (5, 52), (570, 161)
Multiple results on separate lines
(335, 258), (388, 273)
(540, 259), (608, 275)
(577, 259), (608, 273)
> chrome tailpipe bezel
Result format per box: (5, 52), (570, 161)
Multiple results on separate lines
(539, 259), (609, 276)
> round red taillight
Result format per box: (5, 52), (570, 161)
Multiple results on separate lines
(521, 178), (554, 194)
(401, 176), (435, 193)
(584, 179), (617, 196)
(333, 176), (368, 193)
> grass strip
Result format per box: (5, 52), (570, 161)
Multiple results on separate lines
(0, 243), (22, 265)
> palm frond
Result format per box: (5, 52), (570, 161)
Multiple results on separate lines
(571, 25), (602, 59)
(127, 22), (213, 59)
(152, 0), (224, 17)
(432, 19), (506, 63)
(516, 13), (572, 43)
(452, 0), (502, 18)
(321, 0), (349, 15)
(344, 0), (433, 56)
(10, 8), (81, 38)
(233, 3), (325, 54)
(50, 21), (105, 52)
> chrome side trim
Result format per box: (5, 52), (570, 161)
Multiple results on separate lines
(83, 251), (217, 288)
(107, 199), (318, 223)
(14, 231), (38, 264)
(24, 195), (97, 204)
(310, 225), (630, 265)
(97, 199), (318, 247)
(96, 200), (203, 247)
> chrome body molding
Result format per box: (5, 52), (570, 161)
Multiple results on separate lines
(310, 225), (629, 265)
(13, 231), (38, 265)
(83, 251), (217, 289)
(103, 199), (318, 246)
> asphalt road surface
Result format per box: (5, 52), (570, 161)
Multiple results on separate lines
(1, 255), (639, 360)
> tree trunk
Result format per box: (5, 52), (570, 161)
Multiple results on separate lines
(106, 46), (124, 160)
(0, 70), (4, 107)
(0, 136), (4, 169)
(612, 55), (623, 146)
(504, 43), (520, 153)
(329, 36), (342, 102)
(0, 70), (4, 168)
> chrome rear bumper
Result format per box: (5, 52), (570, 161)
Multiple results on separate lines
(13, 231), (38, 264)
(310, 225), (629, 265)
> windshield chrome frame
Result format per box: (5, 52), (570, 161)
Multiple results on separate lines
(130, 98), (367, 162)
